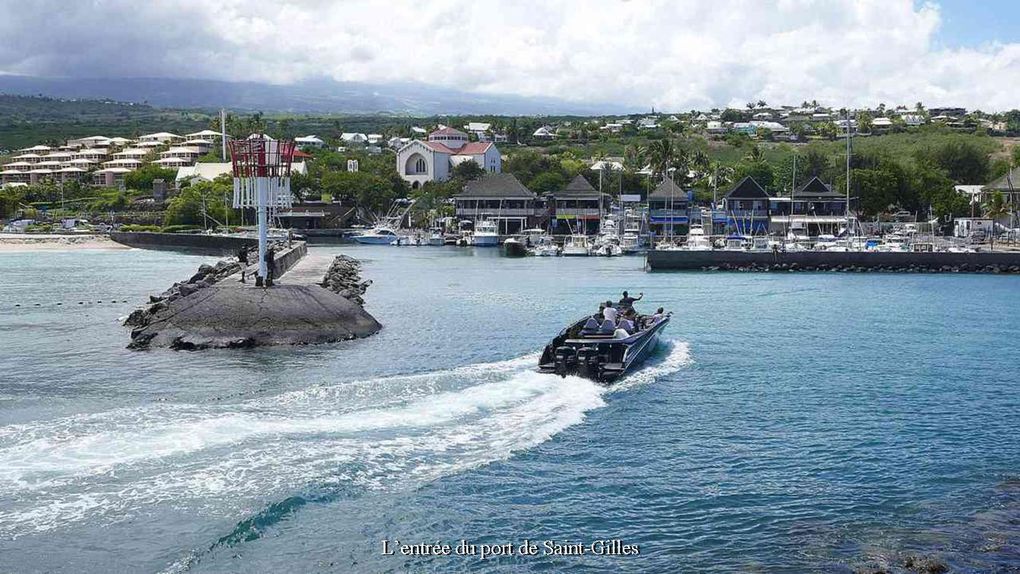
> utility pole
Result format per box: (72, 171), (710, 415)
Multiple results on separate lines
(220, 108), (228, 161)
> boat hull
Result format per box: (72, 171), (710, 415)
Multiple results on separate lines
(472, 235), (500, 247)
(354, 235), (398, 245)
(538, 317), (669, 383)
(503, 240), (528, 257)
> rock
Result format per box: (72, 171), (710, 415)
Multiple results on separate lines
(902, 554), (948, 574)
(179, 283), (199, 297)
(129, 284), (381, 350)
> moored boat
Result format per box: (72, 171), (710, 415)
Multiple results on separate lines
(502, 237), (528, 257)
(538, 312), (670, 383)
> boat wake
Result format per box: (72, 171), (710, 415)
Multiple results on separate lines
(0, 341), (690, 538)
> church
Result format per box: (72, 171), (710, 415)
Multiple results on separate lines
(395, 127), (501, 188)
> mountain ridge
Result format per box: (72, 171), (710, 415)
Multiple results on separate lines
(0, 75), (635, 116)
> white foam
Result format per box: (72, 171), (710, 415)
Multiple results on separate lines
(0, 342), (690, 537)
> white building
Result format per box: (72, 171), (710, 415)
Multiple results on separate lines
(395, 127), (501, 188)
(340, 133), (368, 145)
(532, 126), (556, 139)
(464, 122), (491, 141)
(295, 135), (326, 148)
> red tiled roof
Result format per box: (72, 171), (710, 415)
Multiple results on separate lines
(429, 127), (468, 138)
(423, 141), (493, 155)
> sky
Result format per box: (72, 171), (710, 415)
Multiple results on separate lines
(0, 0), (1017, 111)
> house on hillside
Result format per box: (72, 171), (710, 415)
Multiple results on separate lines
(453, 173), (538, 234)
(295, 135), (326, 148)
(395, 127), (501, 188)
(340, 133), (368, 145)
(532, 125), (556, 139)
(551, 175), (602, 235)
(464, 122), (492, 141)
(722, 176), (771, 234)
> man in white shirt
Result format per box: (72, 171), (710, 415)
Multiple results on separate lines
(603, 300), (618, 323)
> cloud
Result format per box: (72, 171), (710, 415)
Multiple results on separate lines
(0, 0), (1016, 111)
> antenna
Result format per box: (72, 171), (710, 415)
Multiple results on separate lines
(229, 135), (296, 287)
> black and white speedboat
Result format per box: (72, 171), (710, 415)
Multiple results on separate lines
(538, 313), (670, 383)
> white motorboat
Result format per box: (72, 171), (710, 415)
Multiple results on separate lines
(472, 219), (500, 247)
(353, 226), (405, 245)
(682, 225), (713, 251)
(562, 235), (591, 256)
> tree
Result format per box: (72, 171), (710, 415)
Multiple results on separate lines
(0, 185), (26, 218)
(124, 164), (177, 191)
(984, 191), (1009, 221)
(529, 171), (568, 194)
(916, 138), (990, 184)
(164, 179), (233, 227)
(451, 160), (485, 181)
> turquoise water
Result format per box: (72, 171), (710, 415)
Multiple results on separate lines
(0, 245), (1017, 573)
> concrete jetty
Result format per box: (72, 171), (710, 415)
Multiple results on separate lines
(647, 249), (1020, 273)
(126, 242), (381, 350)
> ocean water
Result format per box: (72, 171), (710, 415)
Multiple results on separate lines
(0, 245), (1017, 573)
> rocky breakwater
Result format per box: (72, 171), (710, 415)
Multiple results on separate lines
(319, 254), (372, 306)
(125, 247), (381, 350)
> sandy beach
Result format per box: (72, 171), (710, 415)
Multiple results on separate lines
(0, 233), (129, 252)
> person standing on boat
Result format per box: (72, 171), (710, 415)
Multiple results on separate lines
(618, 291), (643, 311)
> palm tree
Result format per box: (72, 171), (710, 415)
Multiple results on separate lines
(743, 145), (765, 164)
(757, 100), (767, 109)
(692, 150), (710, 174)
(647, 139), (676, 180)
(623, 144), (644, 172)
(984, 191), (1009, 220)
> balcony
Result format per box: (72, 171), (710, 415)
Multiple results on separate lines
(455, 207), (536, 217)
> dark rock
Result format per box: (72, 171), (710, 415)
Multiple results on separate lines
(902, 554), (948, 574)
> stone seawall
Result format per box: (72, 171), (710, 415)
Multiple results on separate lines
(647, 250), (1020, 273)
(125, 242), (381, 350)
(110, 232), (257, 254)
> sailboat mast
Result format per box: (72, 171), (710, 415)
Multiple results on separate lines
(845, 108), (852, 232)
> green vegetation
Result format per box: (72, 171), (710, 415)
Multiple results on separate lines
(3, 96), (1017, 229)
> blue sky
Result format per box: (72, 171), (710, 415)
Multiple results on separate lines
(933, 0), (1018, 47)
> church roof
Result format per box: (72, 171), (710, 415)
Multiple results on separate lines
(793, 176), (843, 199)
(647, 176), (688, 200)
(456, 173), (535, 200)
(554, 174), (599, 199)
(430, 126), (468, 139)
(724, 176), (771, 199)
(423, 141), (494, 155)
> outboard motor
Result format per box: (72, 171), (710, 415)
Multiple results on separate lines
(554, 346), (577, 378)
(575, 346), (600, 380)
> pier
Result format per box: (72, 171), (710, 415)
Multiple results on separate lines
(646, 249), (1020, 273)
(125, 241), (381, 349)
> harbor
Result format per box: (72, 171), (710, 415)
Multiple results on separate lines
(2, 244), (1019, 573)
(2, 1), (1019, 571)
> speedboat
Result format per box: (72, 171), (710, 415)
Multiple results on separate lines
(353, 226), (404, 245)
(472, 219), (500, 247)
(592, 235), (623, 256)
(538, 312), (671, 383)
(502, 237), (528, 257)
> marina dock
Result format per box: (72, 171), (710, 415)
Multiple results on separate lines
(646, 249), (1020, 273)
